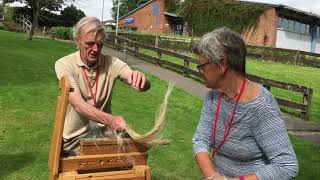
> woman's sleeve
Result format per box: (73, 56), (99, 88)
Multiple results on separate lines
(192, 92), (214, 156)
(252, 104), (299, 180)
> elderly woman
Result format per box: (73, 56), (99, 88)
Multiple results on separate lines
(192, 27), (298, 180)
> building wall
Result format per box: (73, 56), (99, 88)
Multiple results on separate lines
(118, 0), (167, 33)
(242, 8), (278, 47)
(163, 17), (173, 34)
(315, 38), (320, 53)
(275, 29), (311, 52)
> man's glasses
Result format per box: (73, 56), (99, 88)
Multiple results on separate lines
(197, 62), (211, 73)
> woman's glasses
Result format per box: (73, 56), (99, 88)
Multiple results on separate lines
(197, 62), (211, 73)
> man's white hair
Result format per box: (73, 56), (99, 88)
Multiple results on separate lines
(72, 16), (106, 39)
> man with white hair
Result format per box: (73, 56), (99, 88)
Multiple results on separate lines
(55, 16), (151, 155)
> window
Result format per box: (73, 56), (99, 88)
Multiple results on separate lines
(306, 24), (310, 35)
(152, 3), (160, 16)
(278, 16), (315, 35)
(300, 23), (306, 34)
(278, 17), (283, 28)
(294, 22), (300, 33)
(154, 18), (160, 24)
(288, 20), (294, 31)
(282, 18), (288, 29)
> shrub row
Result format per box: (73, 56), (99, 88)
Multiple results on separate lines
(49, 27), (72, 40)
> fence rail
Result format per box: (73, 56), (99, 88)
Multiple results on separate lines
(16, 15), (31, 31)
(106, 34), (313, 121)
(108, 31), (320, 68)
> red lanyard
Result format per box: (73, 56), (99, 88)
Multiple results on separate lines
(212, 79), (247, 159)
(82, 66), (100, 107)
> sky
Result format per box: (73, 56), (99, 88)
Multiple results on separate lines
(66, 0), (114, 21)
(4, 0), (320, 21)
(241, 0), (320, 16)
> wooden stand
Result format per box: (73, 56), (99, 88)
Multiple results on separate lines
(48, 77), (152, 180)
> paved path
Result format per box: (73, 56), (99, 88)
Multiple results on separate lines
(103, 46), (320, 144)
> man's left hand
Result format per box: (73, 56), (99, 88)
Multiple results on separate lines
(127, 70), (147, 90)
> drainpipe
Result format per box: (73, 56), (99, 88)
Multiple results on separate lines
(310, 23), (317, 53)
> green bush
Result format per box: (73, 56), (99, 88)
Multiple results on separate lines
(49, 26), (73, 40)
(180, 0), (264, 36)
(3, 4), (15, 21)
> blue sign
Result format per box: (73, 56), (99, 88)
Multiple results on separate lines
(125, 18), (134, 23)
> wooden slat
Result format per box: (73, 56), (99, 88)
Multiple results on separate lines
(275, 97), (306, 111)
(128, 49), (162, 64)
(185, 68), (202, 78)
(49, 77), (71, 180)
(115, 35), (196, 63)
(300, 50), (320, 57)
(80, 138), (151, 155)
(60, 152), (148, 172)
(59, 166), (148, 180)
(247, 74), (309, 94)
(110, 32), (320, 60)
(161, 59), (185, 70)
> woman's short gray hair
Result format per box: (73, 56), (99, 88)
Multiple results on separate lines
(194, 27), (247, 74)
(73, 16), (106, 39)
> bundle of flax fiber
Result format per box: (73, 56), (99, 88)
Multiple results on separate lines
(125, 82), (174, 143)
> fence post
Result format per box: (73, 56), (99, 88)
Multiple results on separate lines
(263, 84), (271, 91)
(294, 50), (300, 65)
(116, 37), (121, 51)
(153, 36), (161, 65)
(157, 51), (162, 61)
(260, 46), (265, 60)
(42, 26), (46, 36)
(134, 43), (139, 54)
(155, 36), (159, 48)
(155, 38), (162, 61)
(123, 42), (128, 63)
(183, 58), (190, 77)
(302, 88), (313, 121)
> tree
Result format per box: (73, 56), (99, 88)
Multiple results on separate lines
(60, 4), (85, 27)
(4, 0), (66, 40)
(2, 3), (15, 20)
(0, 2), (4, 19)
(164, 0), (181, 13)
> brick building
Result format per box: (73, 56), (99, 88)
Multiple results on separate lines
(241, 1), (320, 53)
(117, 0), (183, 35)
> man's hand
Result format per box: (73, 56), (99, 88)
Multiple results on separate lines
(127, 70), (147, 90)
(107, 115), (126, 132)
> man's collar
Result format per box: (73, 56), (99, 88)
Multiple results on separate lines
(76, 51), (104, 69)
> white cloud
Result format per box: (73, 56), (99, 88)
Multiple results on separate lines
(66, 0), (113, 20)
(283, 0), (320, 15)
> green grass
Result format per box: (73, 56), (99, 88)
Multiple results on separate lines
(139, 48), (198, 70)
(247, 59), (320, 124)
(131, 47), (320, 125)
(0, 30), (319, 179)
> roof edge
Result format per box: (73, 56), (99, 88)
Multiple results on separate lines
(118, 0), (153, 20)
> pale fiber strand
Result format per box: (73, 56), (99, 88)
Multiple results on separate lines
(125, 82), (174, 143)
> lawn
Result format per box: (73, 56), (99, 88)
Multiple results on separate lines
(0, 30), (319, 179)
